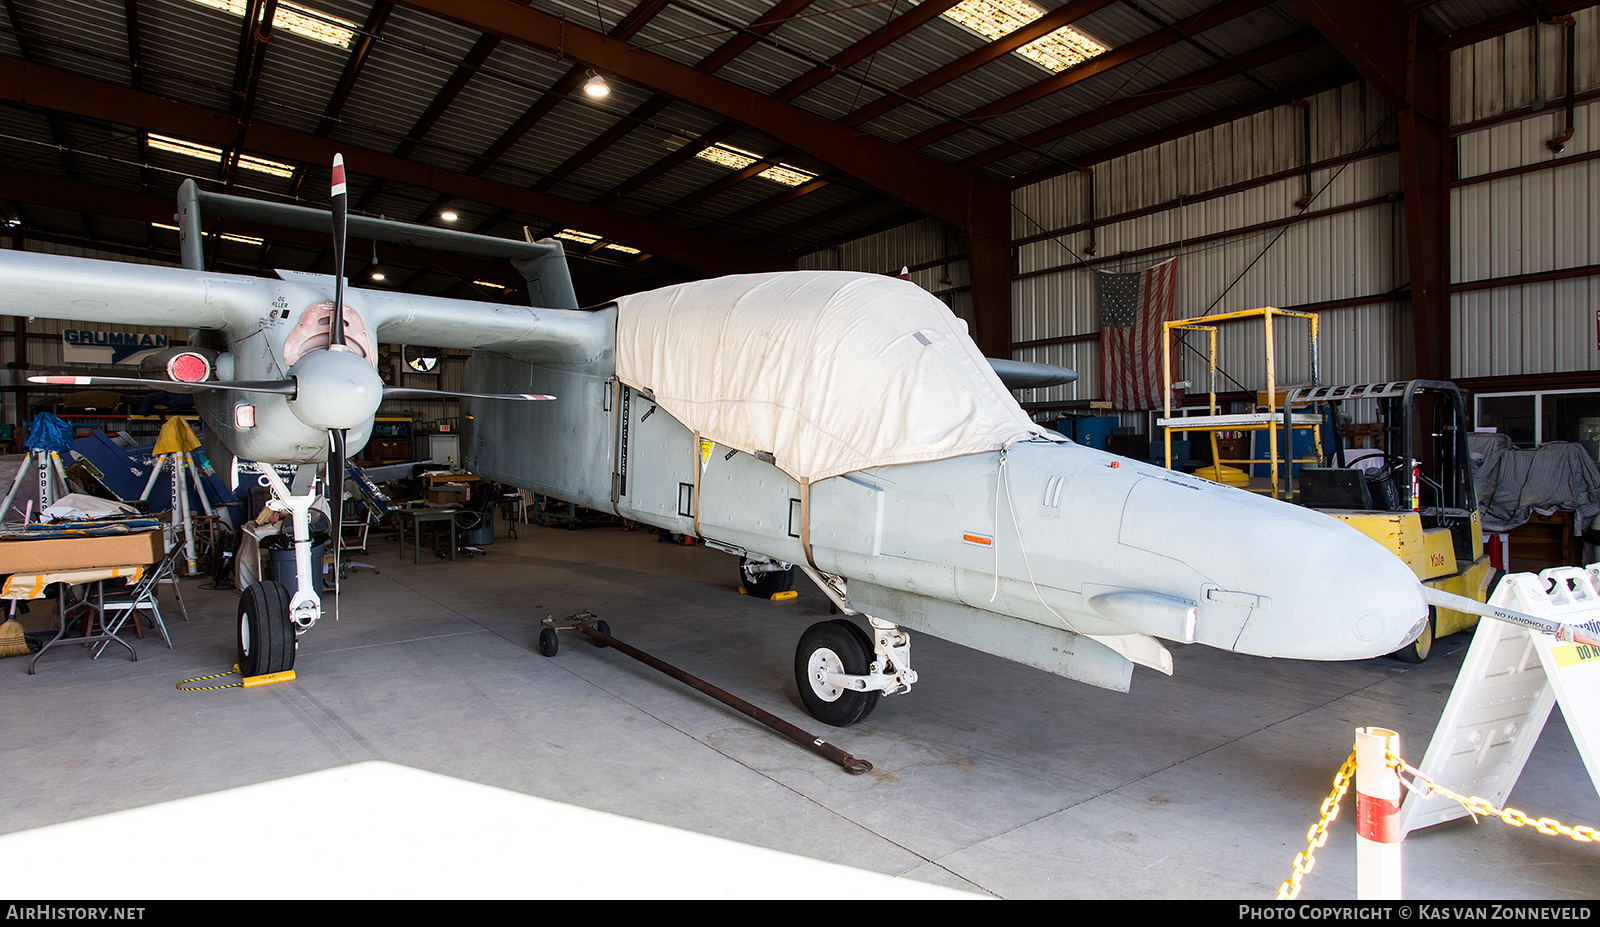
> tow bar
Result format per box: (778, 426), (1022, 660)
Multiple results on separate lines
(540, 612), (873, 776)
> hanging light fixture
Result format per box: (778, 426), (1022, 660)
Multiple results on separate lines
(583, 71), (610, 98)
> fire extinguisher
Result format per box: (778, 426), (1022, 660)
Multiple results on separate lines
(1410, 459), (1421, 511)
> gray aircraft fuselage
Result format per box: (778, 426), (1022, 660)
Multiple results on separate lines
(462, 306), (1429, 692)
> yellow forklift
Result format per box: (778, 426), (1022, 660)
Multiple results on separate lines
(1291, 380), (1498, 662)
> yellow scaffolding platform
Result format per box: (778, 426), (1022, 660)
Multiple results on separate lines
(1156, 306), (1324, 501)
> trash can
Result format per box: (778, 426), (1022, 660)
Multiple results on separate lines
(269, 542), (329, 596)
(464, 507), (494, 546)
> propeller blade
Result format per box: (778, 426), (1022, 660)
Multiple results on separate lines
(381, 388), (555, 401)
(331, 153), (348, 349)
(29, 375), (298, 396)
(330, 428), (346, 609)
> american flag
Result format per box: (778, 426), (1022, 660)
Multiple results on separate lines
(1097, 257), (1179, 411)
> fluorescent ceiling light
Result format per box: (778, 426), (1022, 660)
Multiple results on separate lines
(941, 0), (1108, 72)
(151, 221), (263, 246)
(147, 133), (295, 178)
(554, 229), (603, 246)
(603, 243), (641, 255)
(695, 144), (816, 187)
(187, 0), (357, 49)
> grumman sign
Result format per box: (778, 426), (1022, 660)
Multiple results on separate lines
(62, 329), (169, 365)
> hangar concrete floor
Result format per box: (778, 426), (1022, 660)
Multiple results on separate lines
(2, 519), (1597, 900)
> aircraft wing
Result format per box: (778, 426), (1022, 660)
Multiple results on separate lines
(0, 250), (253, 331)
(0, 251), (607, 365)
(988, 358), (1077, 390)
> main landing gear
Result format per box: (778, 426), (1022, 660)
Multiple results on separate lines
(793, 612), (918, 728)
(238, 581), (296, 677)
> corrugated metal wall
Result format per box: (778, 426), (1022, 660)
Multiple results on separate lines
(1450, 9), (1600, 379)
(796, 218), (977, 330)
(802, 9), (1598, 419)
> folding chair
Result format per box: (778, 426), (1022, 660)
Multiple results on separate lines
(90, 545), (181, 658)
(155, 527), (190, 621)
(340, 500), (380, 579)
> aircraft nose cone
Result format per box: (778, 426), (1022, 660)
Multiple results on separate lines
(1118, 475), (1428, 660)
(287, 348), (383, 431)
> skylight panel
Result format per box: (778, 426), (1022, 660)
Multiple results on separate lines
(940, 0), (1108, 72)
(187, 0), (357, 49)
(695, 144), (817, 187)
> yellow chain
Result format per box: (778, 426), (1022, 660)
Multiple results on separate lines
(1281, 744), (1600, 900)
(176, 669), (242, 691)
(1278, 749), (1357, 900)
(1387, 750), (1600, 844)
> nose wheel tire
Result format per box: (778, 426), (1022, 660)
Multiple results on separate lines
(795, 619), (878, 727)
(238, 581), (295, 677)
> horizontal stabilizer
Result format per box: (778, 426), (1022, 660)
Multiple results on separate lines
(987, 358), (1077, 390)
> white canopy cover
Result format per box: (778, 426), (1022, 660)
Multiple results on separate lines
(614, 271), (1059, 484)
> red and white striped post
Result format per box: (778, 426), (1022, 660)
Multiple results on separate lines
(1355, 726), (1403, 898)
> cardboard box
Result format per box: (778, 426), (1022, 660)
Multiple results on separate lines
(0, 529), (163, 574)
(426, 485), (469, 505)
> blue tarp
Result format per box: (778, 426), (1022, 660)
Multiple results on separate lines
(23, 412), (73, 454)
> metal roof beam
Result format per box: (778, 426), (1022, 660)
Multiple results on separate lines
(0, 166), (530, 291)
(1289, 0), (1444, 120)
(1006, 67), (1361, 188)
(959, 29), (1326, 170)
(1291, 0), (1449, 379)
(754, 0), (965, 105)
(840, 0), (1119, 129)
(318, 2), (394, 138)
(353, 32), (501, 213)
(540, 2), (975, 250)
(897, 0), (1274, 153)
(389, 0), (1007, 234)
(0, 56), (793, 276)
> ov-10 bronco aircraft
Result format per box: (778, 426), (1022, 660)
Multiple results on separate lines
(4, 158), (1452, 727)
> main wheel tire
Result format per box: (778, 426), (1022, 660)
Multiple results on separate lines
(739, 558), (795, 598)
(1393, 607), (1436, 664)
(238, 581), (295, 678)
(795, 620), (878, 727)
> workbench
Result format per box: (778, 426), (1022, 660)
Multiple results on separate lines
(394, 507), (462, 563)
